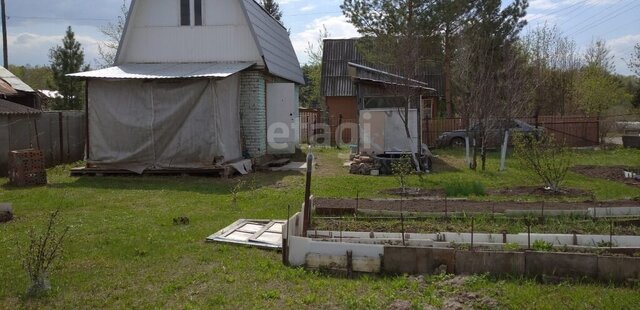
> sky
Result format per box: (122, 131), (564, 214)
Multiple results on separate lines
(3, 0), (640, 75)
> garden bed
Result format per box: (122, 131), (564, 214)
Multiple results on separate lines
(572, 165), (640, 188)
(314, 198), (640, 214)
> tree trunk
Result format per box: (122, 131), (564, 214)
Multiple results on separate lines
(444, 27), (453, 118)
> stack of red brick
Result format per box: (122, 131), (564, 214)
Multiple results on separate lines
(8, 149), (47, 187)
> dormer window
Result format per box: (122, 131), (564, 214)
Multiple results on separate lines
(180, 0), (203, 26)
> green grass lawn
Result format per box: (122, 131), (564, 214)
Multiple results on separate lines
(1, 147), (639, 309)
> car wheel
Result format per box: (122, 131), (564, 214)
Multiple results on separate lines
(450, 137), (465, 148)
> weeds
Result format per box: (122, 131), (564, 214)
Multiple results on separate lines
(443, 181), (486, 197)
(532, 240), (554, 252)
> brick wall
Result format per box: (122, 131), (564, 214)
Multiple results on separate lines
(240, 71), (267, 158)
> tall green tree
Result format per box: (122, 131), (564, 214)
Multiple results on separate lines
(452, 0), (529, 170)
(574, 64), (629, 143)
(49, 26), (90, 110)
(260, 0), (283, 22)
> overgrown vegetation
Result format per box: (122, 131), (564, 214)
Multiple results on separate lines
(512, 133), (572, 192)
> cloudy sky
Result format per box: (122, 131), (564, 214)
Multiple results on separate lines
(4, 0), (640, 75)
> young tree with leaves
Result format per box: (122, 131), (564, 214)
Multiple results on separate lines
(584, 39), (615, 73)
(260, 0), (283, 22)
(98, 0), (128, 67)
(49, 26), (90, 110)
(628, 43), (640, 77)
(300, 27), (329, 108)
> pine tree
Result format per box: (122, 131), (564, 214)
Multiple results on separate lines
(260, 0), (283, 22)
(49, 26), (89, 110)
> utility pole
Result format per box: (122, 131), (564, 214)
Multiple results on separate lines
(1, 0), (7, 69)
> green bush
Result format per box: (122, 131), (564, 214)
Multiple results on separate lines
(532, 240), (554, 252)
(503, 242), (521, 251)
(443, 181), (486, 197)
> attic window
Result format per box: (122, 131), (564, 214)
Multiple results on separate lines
(194, 0), (202, 26)
(180, 0), (203, 26)
(180, 0), (190, 26)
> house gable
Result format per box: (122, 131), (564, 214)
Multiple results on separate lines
(116, 0), (263, 66)
(115, 0), (304, 84)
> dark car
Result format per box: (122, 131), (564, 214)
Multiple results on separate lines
(436, 119), (543, 148)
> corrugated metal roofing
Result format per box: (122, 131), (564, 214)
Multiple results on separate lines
(0, 66), (35, 92)
(68, 62), (255, 79)
(321, 39), (444, 97)
(0, 99), (41, 115)
(241, 0), (305, 85)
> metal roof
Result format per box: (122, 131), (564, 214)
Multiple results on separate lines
(0, 66), (35, 92)
(67, 62), (255, 79)
(348, 62), (436, 91)
(321, 39), (444, 97)
(240, 0), (305, 85)
(0, 99), (41, 115)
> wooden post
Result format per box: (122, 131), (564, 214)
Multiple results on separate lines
(302, 153), (314, 237)
(1, 0), (8, 69)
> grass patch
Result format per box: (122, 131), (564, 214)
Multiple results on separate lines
(443, 181), (486, 197)
(0, 147), (639, 308)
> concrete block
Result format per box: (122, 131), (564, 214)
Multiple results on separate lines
(455, 251), (525, 276)
(383, 247), (455, 275)
(597, 256), (640, 282)
(525, 252), (598, 279)
(0, 203), (13, 223)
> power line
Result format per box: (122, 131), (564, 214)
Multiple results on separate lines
(526, 0), (589, 24)
(560, 0), (630, 34)
(7, 15), (112, 22)
(566, 2), (640, 37)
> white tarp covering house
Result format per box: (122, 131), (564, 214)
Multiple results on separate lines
(69, 0), (304, 173)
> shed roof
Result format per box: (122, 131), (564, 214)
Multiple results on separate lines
(240, 0), (305, 85)
(321, 39), (444, 97)
(0, 66), (35, 93)
(68, 62), (255, 80)
(0, 99), (41, 116)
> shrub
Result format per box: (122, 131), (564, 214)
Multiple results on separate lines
(22, 210), (69, 297)
(532, 240), (554, 252)
(391, 156), (414, 195)
(512, 133), (573, 192)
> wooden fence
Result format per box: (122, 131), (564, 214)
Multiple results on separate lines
(1, 111), (85, 176)
(424, 116), (600, 147)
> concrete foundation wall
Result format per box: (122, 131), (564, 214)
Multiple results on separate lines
(384, 247), (455, 275)
(380, 247), (639, 283)
(597, 256), (640, 282)
(525, 252), (599, 279)
(455, 251), (525, 276)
